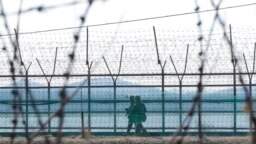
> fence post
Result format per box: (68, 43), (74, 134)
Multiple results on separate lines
(14, 28), (31, 137)
(86, 28), (92, 132)
(179, 81), (182, 132)
(243, 48), (256, 143)
(36, 47), (58, 135)
(87, 64), (92, 132)
(103, 46), (124, 134)
(249, 79), (253, 131)
(243, 45), (256, 135)
(232, 63), (237, 133)
(23, 63), (32, 137)
(25, 70), (29, 137)
(170, 44), (189, 133)
(47, 82), (51, 134)
(161, 63), (166, 133)
(153, 26), (167, 133)
(114, 81), (117, 133)
(81, 88), (85, 138)
(229, 24), (237, 134)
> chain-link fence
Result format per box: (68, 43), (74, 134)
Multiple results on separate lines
(0, 27), (256, 135)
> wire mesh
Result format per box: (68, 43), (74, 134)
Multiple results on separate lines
(1, 27), (256, 135)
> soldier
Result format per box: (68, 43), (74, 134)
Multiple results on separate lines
(131, 95), (147, 136)
(125, 95), (135, 135)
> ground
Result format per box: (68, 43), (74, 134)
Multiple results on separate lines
(0, 136), (252, 144)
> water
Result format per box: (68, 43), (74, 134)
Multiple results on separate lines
(0, 113), (251, 133)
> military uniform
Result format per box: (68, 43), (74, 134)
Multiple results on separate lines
(126, 96), (135, 134)
(131, 96), (147, 135)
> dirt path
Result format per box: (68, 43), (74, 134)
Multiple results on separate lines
(0, 136), (252, 144)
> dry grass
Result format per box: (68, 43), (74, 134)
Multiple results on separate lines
(0, 136), (252, 144)
(81, 128), (92, 139)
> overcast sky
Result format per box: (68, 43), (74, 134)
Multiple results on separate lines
(0, 0), (256, 86)
(1, 0), (256, 33)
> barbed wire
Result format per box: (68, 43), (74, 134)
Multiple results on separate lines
(1, 0), (256, 144)
(1, 27), (256, 75)
(1, 1), (256, 36)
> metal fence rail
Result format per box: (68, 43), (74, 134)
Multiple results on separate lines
(1, 27), (256, 137)
(0, 72), (254, 135)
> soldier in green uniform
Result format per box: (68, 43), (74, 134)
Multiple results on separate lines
(131, 95), (147, 135)
(125, 95), (135, 135)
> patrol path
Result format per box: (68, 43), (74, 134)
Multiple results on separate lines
(0, 136), (251, 144)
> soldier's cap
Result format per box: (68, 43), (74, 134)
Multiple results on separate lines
(129, 95), (135, 101)
(135, 95), (141, 101)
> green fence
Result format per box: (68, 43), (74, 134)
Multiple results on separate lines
(0, 73), (254, 136)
